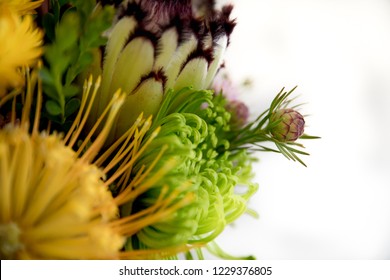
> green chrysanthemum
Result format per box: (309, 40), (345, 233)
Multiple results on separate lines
(118, 87), (258, 258)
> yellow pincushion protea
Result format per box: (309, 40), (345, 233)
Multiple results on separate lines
(0, 0), (43, 15)
(0, 73), (127, 259)
(0, 4), (43, 96)
(0, 126), (125, 259)
(0, 70), (197, 259)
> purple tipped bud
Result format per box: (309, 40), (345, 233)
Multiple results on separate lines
(270, 108), (305, 142)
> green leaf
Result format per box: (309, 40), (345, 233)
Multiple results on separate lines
(55, 12), (80, 51)
(40, 0), (115, 126)
(63, 84), (80, 98)
(300, 134), (321, 140)
(44, 44), (71, 79)
(42, 13), (56, 42)
(46, 100), (63, 116)
(42, 84), (58, 100)
(50, 0), (61, 21)
(65, 98), (81, 117)
(59, 0), (71, 6)
(39, 68), (55, 86)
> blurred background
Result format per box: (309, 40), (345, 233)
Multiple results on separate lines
(212, 0), (390, 259)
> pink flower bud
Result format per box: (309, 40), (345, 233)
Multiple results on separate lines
(226, 100), (249, 128)
(270, 108), (305, 142)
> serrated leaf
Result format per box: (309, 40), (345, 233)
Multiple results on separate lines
(56, 12), (80, 51)
(45, 45), (72, 78)
(65, 98), (81, 117)
(65, 52), (93, 84)
(46, 100), (63, 116)
(70, 0), (95, 18)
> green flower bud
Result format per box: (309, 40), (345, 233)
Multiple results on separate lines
(270, 108), (305, 142)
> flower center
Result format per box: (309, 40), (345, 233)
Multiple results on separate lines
(0, 222), (23, 259)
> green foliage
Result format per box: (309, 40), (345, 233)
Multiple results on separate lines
(40, 0), (114, 124)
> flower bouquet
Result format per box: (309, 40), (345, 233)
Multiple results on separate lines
(0, 0), (317, 260)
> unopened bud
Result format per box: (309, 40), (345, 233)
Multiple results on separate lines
(270, 109), (305, 142)
(226, 100), (249, 128)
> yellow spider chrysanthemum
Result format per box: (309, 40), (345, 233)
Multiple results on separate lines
(0, 5), (43, 96)
(0, 0), (43, 15)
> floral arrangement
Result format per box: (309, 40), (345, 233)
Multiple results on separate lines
(0, 0), (317, 260)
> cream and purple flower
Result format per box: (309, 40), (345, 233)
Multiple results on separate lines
(87, 0), (236, 141)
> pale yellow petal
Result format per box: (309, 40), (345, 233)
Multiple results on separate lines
(111, 76), (164, 141)
(164, 34), (198, 89)
(204, 35), (228, 87)
(154, 27), (179, 70)
(174, 57), (208, 90)
(98, 17), (137, 117)
(109, 37), (155, 95)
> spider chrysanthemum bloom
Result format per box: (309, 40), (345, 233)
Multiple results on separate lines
(0, 5), (43, 96)
(88, 0), (236, 142)
(0, 0), (43, 15)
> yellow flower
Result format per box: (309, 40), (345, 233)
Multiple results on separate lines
(0, 126), (125, 259)
(0, 72), (197, 259)
(0, 0), (43, 15)
(0, 74), (128, 259)
(0, 5), (43, 96)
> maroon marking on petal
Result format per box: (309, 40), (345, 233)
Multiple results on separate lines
(131, 69), (168, 94)
(97, 0), (123, 7)
(187, 45), (214, 64)
(126, 29), (159, 53)
(118, 1), (147, 22)
(208, 4), (236, 42)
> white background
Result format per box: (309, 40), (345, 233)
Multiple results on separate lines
(213, 0), (390, 259)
